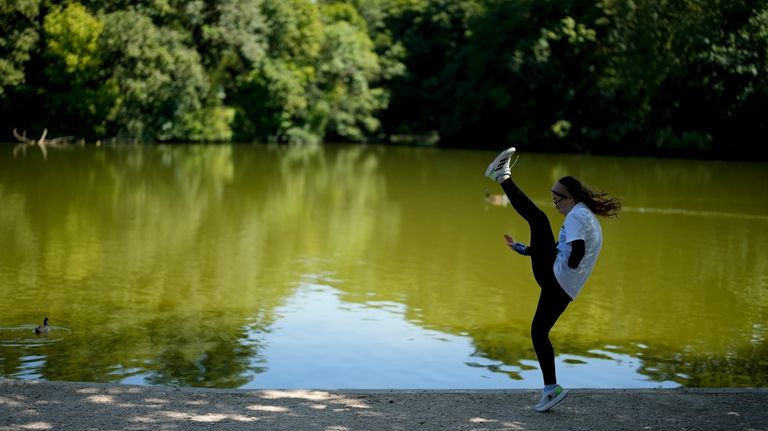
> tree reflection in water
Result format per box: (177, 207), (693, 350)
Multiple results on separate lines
(0, 144), (766, 388)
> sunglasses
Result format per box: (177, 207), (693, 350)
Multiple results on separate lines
(551, 190), (569, 206)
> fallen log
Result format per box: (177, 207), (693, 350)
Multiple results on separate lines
(13, 128), (75, 159)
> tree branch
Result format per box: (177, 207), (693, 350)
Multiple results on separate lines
(12, 128), (75, 159)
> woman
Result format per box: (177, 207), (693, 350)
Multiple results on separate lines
(484, 147), (621, 412)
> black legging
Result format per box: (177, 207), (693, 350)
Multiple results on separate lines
(500, 178), (572, 386)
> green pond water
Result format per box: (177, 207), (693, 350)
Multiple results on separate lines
(0, 143), (766, 389)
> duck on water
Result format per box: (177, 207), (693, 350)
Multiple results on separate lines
(35, 317), (51, 334)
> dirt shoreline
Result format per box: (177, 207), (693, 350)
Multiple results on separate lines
(1, 379), (766, 430)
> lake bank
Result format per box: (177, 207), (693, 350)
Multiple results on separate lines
(2, 379), (766, 430)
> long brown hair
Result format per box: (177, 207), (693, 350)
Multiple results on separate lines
(558, 176), (622, 217)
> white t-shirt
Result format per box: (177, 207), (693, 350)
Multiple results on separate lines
(553, 202), (602, 299)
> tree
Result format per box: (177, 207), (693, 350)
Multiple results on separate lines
(679, 0), (768, 155)
(314, 2), (387, 141)
(0, 0), (42, 97)
(178, 0), (270, 141)
(41, 3), (109, 138)
(594, 0), (768, 157)
(97, 10), (210, 141)
(0, 0), (45, 140)
(434, 0), (601, 150)
(375, 0), (482, 139)
(232, 0), (325, 143)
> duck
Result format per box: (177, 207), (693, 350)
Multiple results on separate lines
(35, 317), (51, 334)
(484, 188), (510, 207)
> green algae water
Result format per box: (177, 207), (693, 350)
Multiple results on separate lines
(0, 144), (766, 388)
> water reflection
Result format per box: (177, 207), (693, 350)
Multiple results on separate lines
(0, 326), (71, 347)
(0, 144), (766, 388)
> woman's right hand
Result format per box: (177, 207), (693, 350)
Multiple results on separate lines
(504, 234), (528, 255)
(504, 234), (517, 251)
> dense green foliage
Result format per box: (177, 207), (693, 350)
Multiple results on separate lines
(1, 0), (767, 158)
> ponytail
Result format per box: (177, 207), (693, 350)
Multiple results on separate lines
(558, 176), (622, 218)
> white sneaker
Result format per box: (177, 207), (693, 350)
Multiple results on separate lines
(484, 147), (516, 182)
(534, 385), (568, 412)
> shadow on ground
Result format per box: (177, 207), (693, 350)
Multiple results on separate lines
(1, 380), (766, 430)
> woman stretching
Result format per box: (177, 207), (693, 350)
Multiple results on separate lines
(484, 147), (621, 412)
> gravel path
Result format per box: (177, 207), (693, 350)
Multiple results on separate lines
(1, 379), (766, 430)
